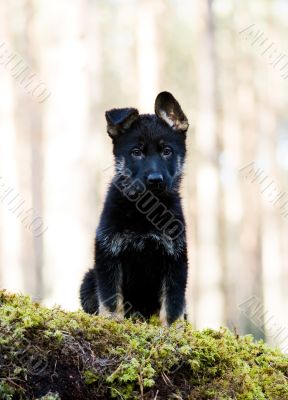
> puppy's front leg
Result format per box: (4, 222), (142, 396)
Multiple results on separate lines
(95, 246), (124, 319)
(161, 256), (188, 326)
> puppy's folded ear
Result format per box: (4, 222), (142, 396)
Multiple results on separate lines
(105, 108), (139, 138)
(155, 91), (189, 133)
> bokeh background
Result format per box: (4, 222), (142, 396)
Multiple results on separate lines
(0, 0), (288, 352)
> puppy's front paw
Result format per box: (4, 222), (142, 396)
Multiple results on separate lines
(99, 303), (124, 321)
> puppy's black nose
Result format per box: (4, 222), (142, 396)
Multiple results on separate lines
(147, 172), (164, 185)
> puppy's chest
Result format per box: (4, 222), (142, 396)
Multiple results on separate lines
(98, 230), (180, 257)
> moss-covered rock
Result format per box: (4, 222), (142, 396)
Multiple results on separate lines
(0, 291), (287, 399)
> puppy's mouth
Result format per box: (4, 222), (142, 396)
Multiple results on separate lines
(123, 182), (166, 200)
(146, 182), (166, 194)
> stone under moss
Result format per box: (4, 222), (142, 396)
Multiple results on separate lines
(0, 290), (287, 399)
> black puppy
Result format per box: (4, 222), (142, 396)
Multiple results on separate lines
(80, 92), (189, 325)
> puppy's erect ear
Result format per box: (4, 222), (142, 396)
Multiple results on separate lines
(155, 91), (189, 133)
(105, 108), (139, 138)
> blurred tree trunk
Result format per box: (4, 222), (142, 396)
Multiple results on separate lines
(235, 7), (264, 339)
(0, 2), (22, 292)
(217, 6), (243, 331)
(194, 0), (224, 328)
(40, 0), (91, 309)
(4, 0), (44, 299)
(26, 0), (44, 299)
(136, 0), (160, 112)
(258, 8), (284, 347)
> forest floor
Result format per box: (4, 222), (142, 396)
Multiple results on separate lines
(0, 290), (287, 400)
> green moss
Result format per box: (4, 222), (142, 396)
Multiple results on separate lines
(36, 394), (60, 400)
(0, 291), (287, 399)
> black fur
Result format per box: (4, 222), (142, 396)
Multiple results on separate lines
(80, 92), (189, 325)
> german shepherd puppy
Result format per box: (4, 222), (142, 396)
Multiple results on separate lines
(80, 92), (189, 325)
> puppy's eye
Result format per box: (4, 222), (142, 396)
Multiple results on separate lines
(131, 148), (143, 158)
(162, 147), (172, 157)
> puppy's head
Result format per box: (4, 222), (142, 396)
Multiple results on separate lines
(105, 92), (189, 195)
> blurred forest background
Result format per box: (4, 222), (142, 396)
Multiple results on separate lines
(0, 0), (288, 352)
